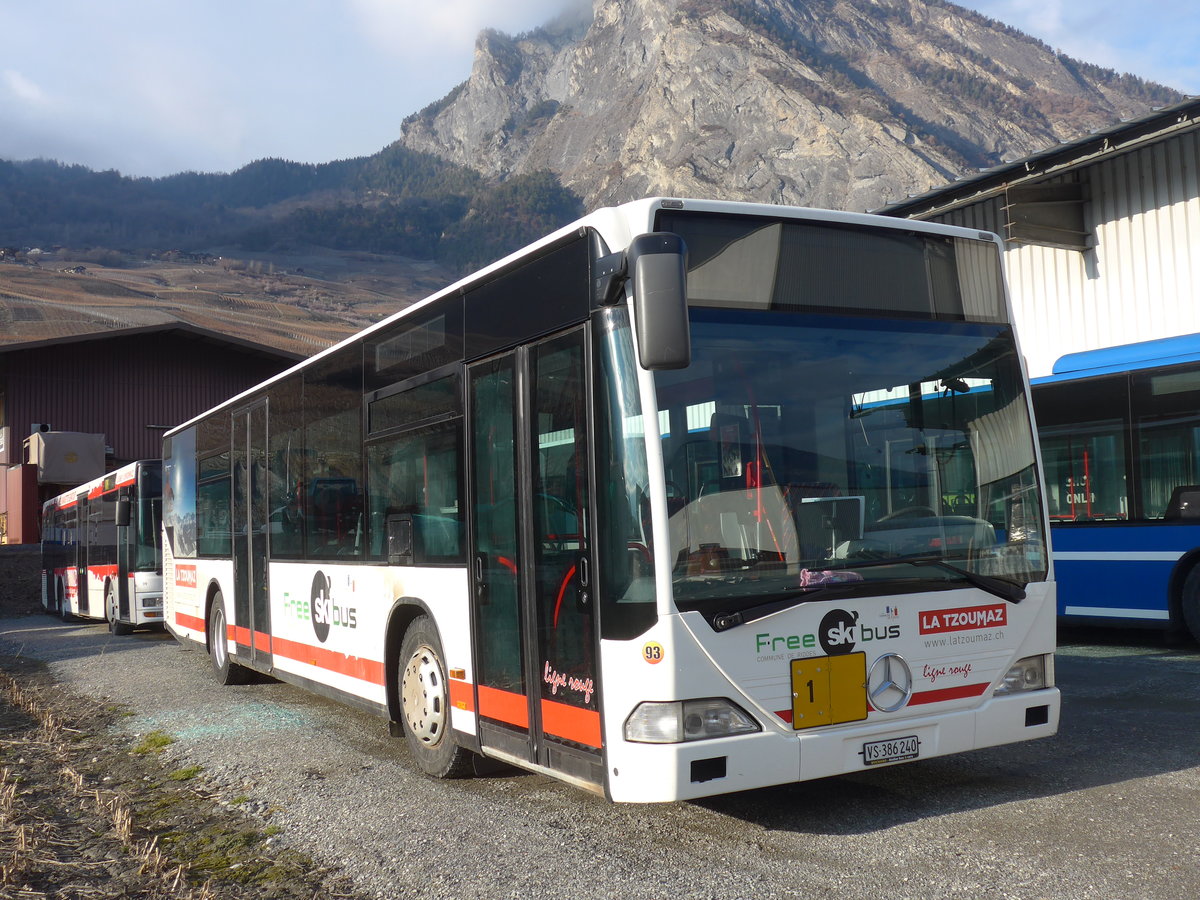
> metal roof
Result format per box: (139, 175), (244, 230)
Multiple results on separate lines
(0, 322), (304, 364)
(876, 96), (1200, 219)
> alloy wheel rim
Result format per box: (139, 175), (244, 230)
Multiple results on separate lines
(401, 645), (446, 746)
(212, 607), (227, 668)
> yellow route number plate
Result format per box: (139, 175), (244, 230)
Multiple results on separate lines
(790, 652), (868, 730)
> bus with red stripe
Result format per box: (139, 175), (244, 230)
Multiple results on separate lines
(161, 198), (1059, 802)
(41, 459), (164, 633)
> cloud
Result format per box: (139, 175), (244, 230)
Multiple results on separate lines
(346, 0), (582, 55)
(2, 70), (52, 109)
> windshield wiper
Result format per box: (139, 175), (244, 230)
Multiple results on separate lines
(709, 582), (866, 632)
(705, 555), (1025, 633)
(830, 554), (1025, 604)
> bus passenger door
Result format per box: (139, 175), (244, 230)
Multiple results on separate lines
(468, 353), (530, 760)
(74, 493), (89, 615)
(116, 487), (132, 621)
(232, 401), (272, 668)
(468, 329), (602, 787)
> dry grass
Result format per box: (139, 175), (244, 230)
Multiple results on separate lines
(0, 658), (363, 900)
(0, 670), (217, 898)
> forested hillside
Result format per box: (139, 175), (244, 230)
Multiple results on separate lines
(0, 146), (582, 274)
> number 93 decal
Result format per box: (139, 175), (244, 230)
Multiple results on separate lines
(642, 642), (665, 664)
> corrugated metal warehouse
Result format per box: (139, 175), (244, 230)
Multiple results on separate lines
(1, 323), (301, 542)
(880, 97), (1200, 378)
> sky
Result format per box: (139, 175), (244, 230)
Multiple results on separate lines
(2, 0), (1198, 179)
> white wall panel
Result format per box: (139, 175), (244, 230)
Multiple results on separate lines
(927, 129), (1200, 378)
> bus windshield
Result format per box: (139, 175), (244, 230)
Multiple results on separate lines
(135, 465), (163, 572)
(651, 226), (1046, 620)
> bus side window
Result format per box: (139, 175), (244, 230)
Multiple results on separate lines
(305, 350), (365, 559)
(366, 424), (463, 564)
(268, 376), (305, 557)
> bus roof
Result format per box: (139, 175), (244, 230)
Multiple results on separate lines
(41, 459), (159, 513)
(165, 197), (1006, 438)
(1035, 332), (1200, 385)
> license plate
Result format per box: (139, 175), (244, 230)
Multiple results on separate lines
(861, 735), (920, 766)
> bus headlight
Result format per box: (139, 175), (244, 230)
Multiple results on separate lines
(994, 655), (1047, 695)
(624, 698), (760, 743)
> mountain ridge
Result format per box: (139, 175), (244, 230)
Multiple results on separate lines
(398, 0), (1182, 212)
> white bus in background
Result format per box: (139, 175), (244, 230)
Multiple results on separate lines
(42, 459), (164, 633)
(162, 197), (1059, 802)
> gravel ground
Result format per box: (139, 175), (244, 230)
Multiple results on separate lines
(2, 613), (1199, 900)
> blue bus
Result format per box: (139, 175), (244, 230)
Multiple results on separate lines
(1032, 333), (1200, 642)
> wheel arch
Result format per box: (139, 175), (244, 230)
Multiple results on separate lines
(383, 597), (436, 725)
(1166, 548), (1200, 629)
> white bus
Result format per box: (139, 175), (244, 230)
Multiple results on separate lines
(42, 459), (164, 633)
(162, 198), (1059, 802)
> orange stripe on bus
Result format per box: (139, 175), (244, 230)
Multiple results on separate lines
(196, 616), (385, 686)
(174, 611), (206, 632)
(270, 634), (386, 685)
(774, 680), (992, 722)
(449, 678), (475, 712)
(478, 684), (530, 729)
(540, 698), (602, 749)
(229, 624), (272, 654)
(908, 682), (990, 705)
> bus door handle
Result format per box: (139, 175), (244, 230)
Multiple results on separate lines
(474, 553), (489, 606)
(576, 554), (590, 610)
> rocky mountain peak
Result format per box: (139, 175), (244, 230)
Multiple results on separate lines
(399, 0), (1182, 212)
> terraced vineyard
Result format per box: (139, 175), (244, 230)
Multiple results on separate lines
(0, 249), (455, 358)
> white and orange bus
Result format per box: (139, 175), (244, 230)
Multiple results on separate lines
(162, 198), (1060, 802)
(42, 459), (164, 633)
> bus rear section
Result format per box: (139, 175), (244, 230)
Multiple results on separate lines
(41, 460), (164, 632)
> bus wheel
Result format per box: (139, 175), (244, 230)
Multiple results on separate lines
(398, 617), (473, 779)
(106, 583), (133, 636)
(1182, 568), (1200, 644)
(208, 592), (250, 685)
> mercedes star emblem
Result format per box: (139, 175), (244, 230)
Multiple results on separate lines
(868, 652), (914, 712)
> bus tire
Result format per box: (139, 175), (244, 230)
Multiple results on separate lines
(106, 582), (133, 635)
(1182, 567), (1200, 644)
(398, 616), (473, 779)
(208, 592), (250, 685)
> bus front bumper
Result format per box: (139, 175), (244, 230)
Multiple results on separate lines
(605, 687), (1061, 803)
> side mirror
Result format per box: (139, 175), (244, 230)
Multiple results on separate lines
(629, 233), (690, 370)
(115, 499), (131, 527)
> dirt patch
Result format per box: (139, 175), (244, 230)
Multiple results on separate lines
(0, 547), (42, 619)
(0, 652), (368, 899)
